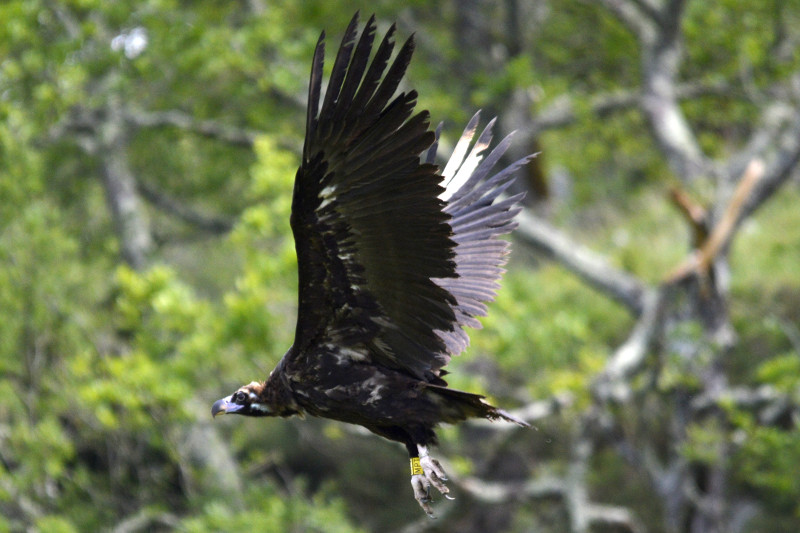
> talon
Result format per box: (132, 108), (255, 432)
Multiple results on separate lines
(419, 454), (450, 495)
(409, 445), (453, 515)
(420, 487), (431, 504)
(411, 475), (436, 517)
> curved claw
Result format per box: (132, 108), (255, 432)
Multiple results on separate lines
(420, 455), (450, 497)
(410, 451), (453, 516)
(411, 475), (435, 517)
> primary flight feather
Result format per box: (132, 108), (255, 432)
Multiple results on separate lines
(212, 13), (532, 516)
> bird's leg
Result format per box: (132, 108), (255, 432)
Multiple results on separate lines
(409, 444), (453, 517)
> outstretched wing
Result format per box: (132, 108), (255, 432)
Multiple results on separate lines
(289, 14), (459, 380)
(429, 113), (532, 360)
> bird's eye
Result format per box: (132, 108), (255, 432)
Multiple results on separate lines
(233, 391), (247, 403)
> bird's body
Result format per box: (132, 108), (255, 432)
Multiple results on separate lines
(212, 13), (531, 515)
(260, 346), (511, 437)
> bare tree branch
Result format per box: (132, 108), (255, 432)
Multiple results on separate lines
(123, 109), (263, 149)
(516, 209), (648, 315)
(97, 107), (154, 270)
(137, 180), (235, 234)
(111, 509), (180, 533)
(530, 80), (731, 135)
(592, 287), (665, 402)
(641, 11), (706, 180)
(484, 3), (800, 532)
(45, 0), (82, 39)
(740, 110), (800, 220)
(599, 0), (707, 180)
(586, 503), (646, 533)
(448, 443), (644, 533)
(458, 474), (564, 503)
(689, 382), (800, 443)
(594, 160), (763, 405)
(565, 437), (592, 533)
(170, 401), (244, 499)
(124, 107), (306, 154)
(597, 0), (658, 38)
(695, 160), (763, 271)
(670, 186), (709, 247)
(667, 159), (764, 282)
(0, 475), (45, 524)
(724, 102), (795, 184)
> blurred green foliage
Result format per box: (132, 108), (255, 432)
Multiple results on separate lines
(1, 1), (800, 531)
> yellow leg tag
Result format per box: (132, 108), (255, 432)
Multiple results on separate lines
(410, 457), (424, 476)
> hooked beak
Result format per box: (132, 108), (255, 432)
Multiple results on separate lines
(211, 396), (244, 417)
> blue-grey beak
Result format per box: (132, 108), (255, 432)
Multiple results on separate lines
(211, 396), (244, 417)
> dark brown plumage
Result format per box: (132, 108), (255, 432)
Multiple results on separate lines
(212, 13), (531, 516)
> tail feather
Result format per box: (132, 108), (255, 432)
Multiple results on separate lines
(491, 407), (530, 427)
(428, 384), (530, 427)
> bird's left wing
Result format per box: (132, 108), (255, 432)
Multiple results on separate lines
(288, 14), (458, 379)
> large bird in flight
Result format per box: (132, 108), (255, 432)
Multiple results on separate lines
(212, 13), (531, 516)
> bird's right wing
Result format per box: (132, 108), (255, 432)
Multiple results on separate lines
(429, 113), (533, 358)
(288, 14), (460, 380)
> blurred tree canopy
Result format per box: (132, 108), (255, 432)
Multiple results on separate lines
(2, 1), (800, 532)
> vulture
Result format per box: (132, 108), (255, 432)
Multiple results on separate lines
(212, 13), (531, 516)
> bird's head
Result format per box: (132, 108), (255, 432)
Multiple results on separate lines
(211, 381), (273, 418)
